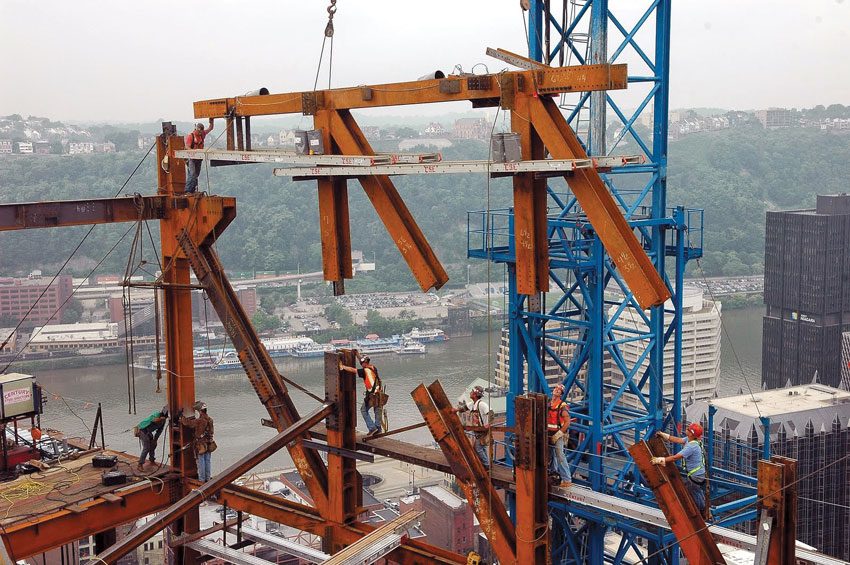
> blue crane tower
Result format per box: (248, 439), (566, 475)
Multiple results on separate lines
(467, 1), (715, 562)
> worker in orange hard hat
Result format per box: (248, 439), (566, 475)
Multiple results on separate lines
(653, 423), (707, 514)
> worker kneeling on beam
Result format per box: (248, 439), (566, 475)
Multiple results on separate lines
(652, 423), (707, 514)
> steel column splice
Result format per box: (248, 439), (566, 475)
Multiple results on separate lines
(629, 437), (725, 564)
(411, 381), (518, 564)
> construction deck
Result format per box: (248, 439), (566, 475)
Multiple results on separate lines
(0, 450), (171, 529)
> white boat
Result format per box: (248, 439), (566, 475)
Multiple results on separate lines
(402, 327), (448, 343)
(212, 350), (242, 371)
(293, 343), (335, 358)
(147, 348), (225, 371)
(395, 341), (426, 355)
(262, 336), (315, 357)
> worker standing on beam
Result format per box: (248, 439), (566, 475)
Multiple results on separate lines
(548, 383), (572, 488)
(340, 354), (385, 437)
(652, 423), (707, 514)
(181, 401), (216, 482)
(453, 385), (490, 469)
(184, 119), (214, 193)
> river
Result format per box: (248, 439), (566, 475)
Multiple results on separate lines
(32, 306), (763, 470)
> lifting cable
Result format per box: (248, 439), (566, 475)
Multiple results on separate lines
(313, 0), (338, 92)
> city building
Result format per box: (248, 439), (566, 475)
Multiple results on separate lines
(416, 485), (476, 555)
(0, 274), (73, 326)
(28, 322), (121, 353)
(0, 328), (16, 353)
(686, 384), (850, 560)
(608, 287), (721, 411)
(0, 139), (12, 153)
(34, 140), (50, 154)
(755, 107), (794, 129)
(452, 117), (489, 140)
(69, 142), (94, 154)
(17, 141), (33, 154)
(762, 194), (850, 390)
(424, 122), (446, 136)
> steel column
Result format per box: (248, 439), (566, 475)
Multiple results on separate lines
(326, 109), (448, 292)
(323, 351), (361, 553)
(512, 94), (550, 295)
(314, 110), (353, 296)
(514, 394), (549, 563)
(528, 96), (670, 309)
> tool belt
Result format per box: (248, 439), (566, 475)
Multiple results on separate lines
(366, 390), (389, 408)
(549, 429), (564, 445)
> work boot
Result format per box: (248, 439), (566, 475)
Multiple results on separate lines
(136, 464), (145, 473)
(559, 481), (572, 489)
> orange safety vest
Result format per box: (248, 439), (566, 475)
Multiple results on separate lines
(548, 400), (567, 431)
(362, 366), (380, 393)
(186, 131), (205, 149)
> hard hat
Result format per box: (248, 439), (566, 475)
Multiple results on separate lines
(686, 423), (703, 439)
(192, 400), (207, 411)
(471, 385), (484, 398)
(195, 122), (205, 130)
(360, 355), (370, 364)
(552, 382), (566, 394)
(160, 405), (169, 417)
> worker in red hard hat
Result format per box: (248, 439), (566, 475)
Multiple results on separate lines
(652, 423), (707, 514)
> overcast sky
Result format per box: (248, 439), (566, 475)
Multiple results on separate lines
(1, 0), (847, 123)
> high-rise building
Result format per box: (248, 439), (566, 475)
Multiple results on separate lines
(608, 287), (722, 411)
(762, 194), (850, 390)
(0, 275), (73, 326)
(686, 384), (850, 560)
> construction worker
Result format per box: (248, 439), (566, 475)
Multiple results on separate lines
(340, 355), (384, 437)
(652, 423), (706, 514)
(184, 119), (214, 193)
(548, 383), (572, 488)
(454, 385), (490, 469)
(136, 406), (168, 473)
(181, 401), (216, 482)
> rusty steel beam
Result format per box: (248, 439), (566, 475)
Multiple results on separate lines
(176, 231), (331, 511)
(312, 112), (353, 296)
(323, 351), (361, 554)
(629, 437), (725, 565)
(528, 96), (670, 309)
(331, 111), (442, 286)
(193, 65), (627, 118)
(217, 484), (466, 565)
(756, 459), (786, 564)
(94, 403), (333, 565)
(326, 109), (448, 292)
(411, 380), (517, 564)
(771, 456), (797, 565)
(0, 196), (166, 231)
(3, 477), (179, 559)
(514, 394), (549, 563)
(512, 94), (550, 294)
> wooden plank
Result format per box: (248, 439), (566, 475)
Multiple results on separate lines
(65, 504), (87, 514)
(99, 493), (122, 503)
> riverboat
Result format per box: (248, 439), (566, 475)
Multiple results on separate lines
(292, 343), (335, 358)
(402, 327), (448, 343)
(395, 341), (426, 355)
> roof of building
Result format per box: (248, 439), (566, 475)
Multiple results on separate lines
(686, 384), (850, 442)
(421, 485), (464, 510)
(30, 322), (119, 343)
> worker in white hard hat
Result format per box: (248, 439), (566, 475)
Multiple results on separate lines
(453, 385), (490, 469)
(184, 119), (214, 193)
(181, 400), (216, 482)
